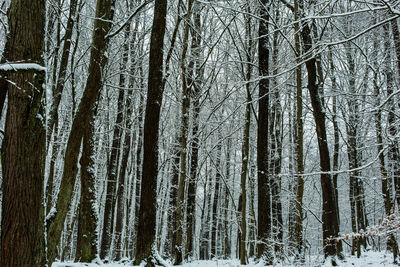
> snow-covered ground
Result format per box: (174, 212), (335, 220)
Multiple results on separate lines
(52, 251), (398, 267)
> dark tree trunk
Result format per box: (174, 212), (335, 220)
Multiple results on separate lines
(47, 0), (114, 264)
(0, 1), (46, 266)
(185, 5), (202, 259)
(299, 7), (340, 258)
(211, 141), (223, 258)
(270, 9), (283, 257)
(175, 1), (194, 262)
(75, 116), (98, 262)
(293, 0), (305, 258)
(257, 0), (273, 263)
(240, 86), (251, 265)
(134, 0), (168, 264)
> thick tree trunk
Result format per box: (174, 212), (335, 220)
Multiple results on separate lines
(47, 0), (114, 264)
(134, 0), (168, 264)
(257, 0), (273, 263)
(0, 1), (46, 266)
(75, 116), (98, 262)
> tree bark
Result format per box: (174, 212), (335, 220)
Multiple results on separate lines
(75, 115), (98, 262)
(0, 1), (46, 266)
(240, 85), (251, 265)
(134, 0), (168, 264)
(257, 0), (273, 263)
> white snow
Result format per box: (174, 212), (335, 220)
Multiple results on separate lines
(0, 63), (46, 72)
(51, 251), (399, 267)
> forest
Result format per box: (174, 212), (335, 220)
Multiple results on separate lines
(0, 0), (400, 266)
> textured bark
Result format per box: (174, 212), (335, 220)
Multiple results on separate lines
(75, 117), (98, 262)
(175, 1), (194, 262)
(299, 6), (340, 258)
(328, 47), (340, 228)
(47, 0), (114, 264)
(0, 1), (46, 266)
(293, 0), (305, 257)
(134, 0), (168, 264)
(270, 9), (283, 258)
(257, 0), (273, 263)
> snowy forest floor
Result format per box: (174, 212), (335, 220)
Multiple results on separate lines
(52, 251), (398, 267)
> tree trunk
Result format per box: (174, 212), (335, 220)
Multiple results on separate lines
(257, 0), (273, 263)
(372, 33), (398, 261)
(175, 1), (194, 262)
(240, 85), (251, 265)
(134, 0), (168, 264)
(293, 0), (305, 257)
(46, 0), (114, 264)
(0, 1), (46, 266)
(75, 115), (98, 262)
(211, 141), (222, 258)
(299, 7), (340, 258)
(185, 4), (202, 259)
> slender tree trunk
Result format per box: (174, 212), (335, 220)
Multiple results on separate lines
(111, 23), (132, 262)
(0, 1), (46, 266)
(240, 85), (251, 265)
(372, 34), (398, 261)
(185, 5), (202, 259)
(328, 47), (340, 227)
(47, 0), (115, 264)
(293, 0), (305, 257)
(384, 23), (400, 212)
(47, 0), (78, 141)
(175, 1), (194, 262)
(100, 40), (128, 259)
(134, 0), (168, 264)
(299, 10), (340, 259)
(270, 9), (283, 257)
(224, 138), (232, 259)
(211, 141), (222, 258)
